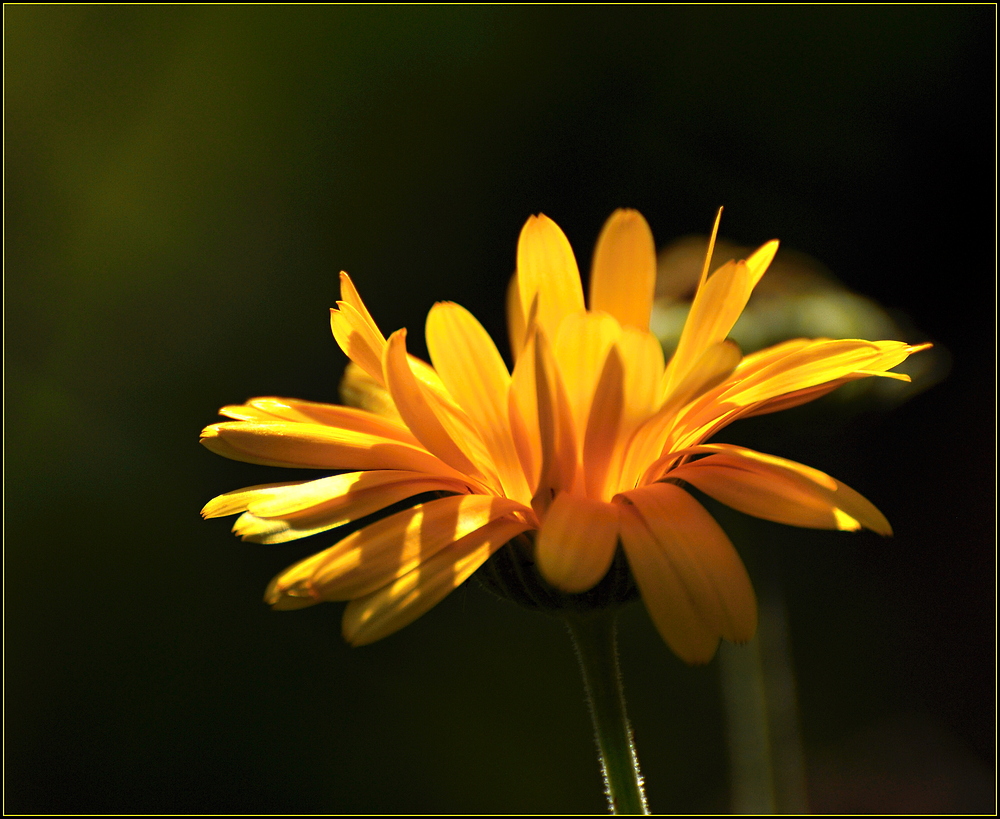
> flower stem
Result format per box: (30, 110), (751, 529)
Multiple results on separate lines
(719, 637), (776, 813)
(564, 610), (650, 815)
(718, 559), (808, 814)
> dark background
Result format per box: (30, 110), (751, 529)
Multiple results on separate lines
(6, 6), (994, 814)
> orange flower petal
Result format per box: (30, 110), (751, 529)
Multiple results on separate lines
(660, 237), (777, 398)
(661, 260), (753, 396)
(245, 470), (465, 518)
(200, 421), (462, 476)
(516, 214), (585, 341)
(554, 310), (622, 434)
(745, 240), (780, 289)
(618, 326), (665, 426)
(201, 481), (305, 519)
(620, 340), (741, 492)
(426, 302), (530, 505)
(339, 271), (376, 321)
(663, 339), (918, 456)
(265, 494), (528, 606)
(231, 470), (471, 545)
(217, 397), (417, 444)
(589, 209), (657, 331)
(330, 301), (387, 384)
(508, 328), (541, 492)
(659, 339), (742, 410)
(404, 353), (497, 471)
(738, 381), (845, 418)
(721, 339), (914, 405)
(671, 444), (892, 535)
(536, 493), (619, 593)
(339, 362), (404, 421)
(582, 344), (625, 500)
(506, 271), (527, 362)
(531, 328), (579, 513)
(342, 515), (530, 645)
(383, 329), (494, 485)
(617, 482), (757, 664)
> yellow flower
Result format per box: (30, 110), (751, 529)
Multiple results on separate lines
(201, 210), (926, 663)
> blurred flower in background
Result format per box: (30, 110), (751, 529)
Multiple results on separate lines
(652, 234), (948, 412)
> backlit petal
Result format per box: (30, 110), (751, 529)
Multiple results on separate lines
(331, 300), (387, 384)
(333, 272), (390, 382)
(231, 469), (470, 544)
(508, 329), (542, 492)
(671, 444), (892, 535)
(426, 302), (530, 504)
(554, 310), (622, 434)
(582, 344), (625, 500)
(720, 339), (914, 405)
(662, 339), (918, 456)
(617, 482), (756, 664)
(339, 271), (378, 323)
(507, 271), (527, 362)
(232, 512), (308, 543)
(589, 209), (657, 331)
(404, 353), (497, 471)
(218, 398), (417, 444)
(383, 329), (492, 484)
(200, 421), (463, 476)
(661, 260), (753, 396)
(264, 494), (527, 606)
(660, 339), (742, 409)
(516, 214), (585, 340)
(618, 326), (665, 426)
(246, 470), (467, 518)
(201, 482), (305, 518)
(339, 362), (403, 421)
(536, 493), (619, 593)
(738, 381), (845, 417)
(342, 515), (530, 645)
(745, 240), (780, 289)
(532, 328), (579, 513)
(620, 340), (741, 493)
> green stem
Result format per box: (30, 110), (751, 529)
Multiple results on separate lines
(718, 562), (808, 815)
(719, 637), (776, 814)
(564, 610), (650, 815)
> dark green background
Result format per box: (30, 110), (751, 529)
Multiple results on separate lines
(7, 6), (993, 814)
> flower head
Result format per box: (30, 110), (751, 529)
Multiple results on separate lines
(201, 210), (926, 663)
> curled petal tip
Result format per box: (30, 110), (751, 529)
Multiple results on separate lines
(265, 578), (321, 610)
(199, 424), (222, 443)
